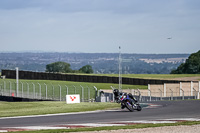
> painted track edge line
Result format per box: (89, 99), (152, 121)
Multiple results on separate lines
(0, 110), (105, 120)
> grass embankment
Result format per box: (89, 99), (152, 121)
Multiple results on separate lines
(84, 74), (200, 80)
(11, 121), (200, 133)
(0, 101), (119, 118)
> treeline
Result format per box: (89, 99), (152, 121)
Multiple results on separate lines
(0, 52), (189, 74)
(46, 62), (93, 74)
(171, 50), (200, 74)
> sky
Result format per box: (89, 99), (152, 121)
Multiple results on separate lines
(0, 0), (200, 54)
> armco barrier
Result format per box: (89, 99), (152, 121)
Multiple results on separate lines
(1, 69), (187, 85)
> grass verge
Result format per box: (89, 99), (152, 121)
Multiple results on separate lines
(86, 74), (200, 80)
(11, 121), (200, 133)
(0, 101), (119, 118)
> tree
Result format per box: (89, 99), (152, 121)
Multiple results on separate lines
(171, 50), (200, 74)
(46, 61), (72, 73)
(79, 65), (94, 74)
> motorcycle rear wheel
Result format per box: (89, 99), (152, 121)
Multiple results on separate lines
(137, 105), (142, 111)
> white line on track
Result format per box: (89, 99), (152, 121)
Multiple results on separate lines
(0, 110), (105, 120)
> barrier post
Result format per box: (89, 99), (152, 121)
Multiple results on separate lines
(73, 85), (76, 94)
(87, 86), (90, 101)
(38, 83), (41, 99)
(80, 85), (84, 102)
(159, 89), (162, 100)
(32, 83), (35, 99)
(170, 89), (173, 100)
(16, 67), (19, 97)
(44, 83), (47, 99)
(9, 81), (12, 96)
(58, 84), (61, 101)
(193, 88), (197, 99)
(191, 81), (193, 96)
(65, 85), (68, 95)
(3, 80), (6, 95)
(51, 84), (54, 100)
(26, 82), (29, 98)
(148, 89), (151, 101)
(94, 86), (98, 102)
(181, 89), (184, 100)
(20, 81), (23, 97)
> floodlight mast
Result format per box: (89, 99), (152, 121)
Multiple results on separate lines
(119, 46), (122, 92)
(16, 67), (19, 97)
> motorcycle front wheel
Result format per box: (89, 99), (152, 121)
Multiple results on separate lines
(125, 101), (134, 112)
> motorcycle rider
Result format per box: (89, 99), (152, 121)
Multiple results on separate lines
(113, 89), (138, 109)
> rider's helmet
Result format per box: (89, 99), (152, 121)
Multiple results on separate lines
(113, 89), (119, 96)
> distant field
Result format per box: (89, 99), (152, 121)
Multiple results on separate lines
(75, 73), (200, 80)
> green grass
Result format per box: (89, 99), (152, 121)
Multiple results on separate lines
(41, 72), (200, 79)
(10, 121), (200, 133)
(85, 74), (200, 79)
(0, 101), (119, 118)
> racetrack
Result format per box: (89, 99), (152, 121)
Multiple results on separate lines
(0, 100), (200, 128)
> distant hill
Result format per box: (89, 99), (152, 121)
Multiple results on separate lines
(0, 52), (189, 74)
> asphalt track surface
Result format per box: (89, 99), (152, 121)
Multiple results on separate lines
(0, 100), (200, 128)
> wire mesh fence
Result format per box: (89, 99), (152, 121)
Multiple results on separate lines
(0, 80), (97, 102)
(109, 86), (200, 102)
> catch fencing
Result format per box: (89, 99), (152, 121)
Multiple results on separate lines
(99, 85), (200, 102)
(0, 80), (97, 102)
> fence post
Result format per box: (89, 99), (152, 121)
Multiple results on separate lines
(164, 83), (166, 97)
(73, 85), (76, 94)
(80, 85), (84, 102)
(193, 88), (197, 99)
(51, 84), (54, 100)
(181, 89), (184, 100)
(148, 89), (151, 101)
(137, 89), (141, 101)
(58, 84), (61, 101)
(94, 86), (98, 102)
(9, 81), (12, 96)
(16, 67), (19, 97)
(87, 86), (90, 102)
(44, 83), (47, 99)
(26, 82), (29, 98)
(170, 89), (173, 100)
(20, 81), (23, 97)
(65, 85), (68, 95)
(159, 89), (162, 101)
(32, 83), (35, 99)
(38, 83), (41, 99)
(180, 82), (182, 96)
(3, 80), (6, 95)
(132, 89), (135, 95)
(110, 86), (115, 102)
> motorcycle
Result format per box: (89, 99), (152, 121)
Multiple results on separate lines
(113, 89), (142, 112)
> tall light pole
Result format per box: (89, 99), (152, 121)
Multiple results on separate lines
(16, 67), (19, 97)
(119, 46), (122, 92)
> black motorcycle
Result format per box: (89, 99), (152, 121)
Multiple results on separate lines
(113, 89), (142, 112)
